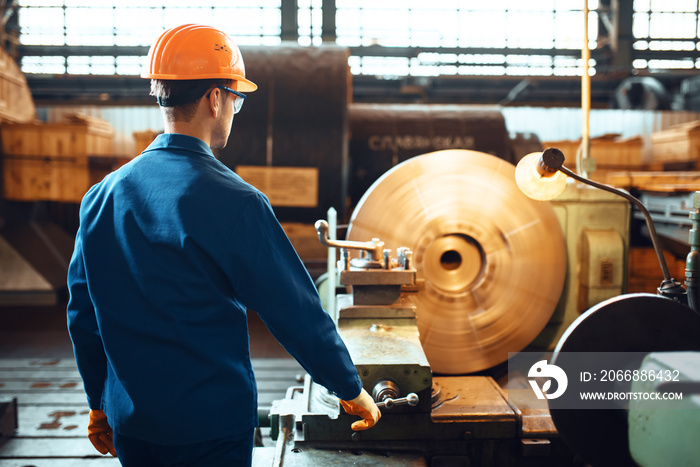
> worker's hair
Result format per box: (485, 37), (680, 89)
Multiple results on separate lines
(149, 79), (233, 122)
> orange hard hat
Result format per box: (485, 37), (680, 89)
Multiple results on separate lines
(141, 24), (257, 92)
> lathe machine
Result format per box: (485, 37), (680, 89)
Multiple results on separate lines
(256, 149), (700, 466)
(257, 149), (572, 466)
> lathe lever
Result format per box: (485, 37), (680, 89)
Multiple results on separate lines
(314, 219), (384, 262)
(375, 393), (419, 410)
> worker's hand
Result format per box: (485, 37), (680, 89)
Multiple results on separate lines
(87, 409), (117, 456)
(339, 388), (381, 431)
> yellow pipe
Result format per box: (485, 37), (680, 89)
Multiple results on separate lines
(580, 0), (591, 178)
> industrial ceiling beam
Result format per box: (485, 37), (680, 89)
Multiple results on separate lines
(20, 72), (628, 108)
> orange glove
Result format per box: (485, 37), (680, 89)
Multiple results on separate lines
(88, 409), (117, 456)
(339, 388), (381, 431)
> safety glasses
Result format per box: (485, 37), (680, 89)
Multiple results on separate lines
(207, 85), (246, 114)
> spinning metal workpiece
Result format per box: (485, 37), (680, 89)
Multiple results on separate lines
(347, 150), (566, 373)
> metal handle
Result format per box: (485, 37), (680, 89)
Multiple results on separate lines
(375, 393), (419, 410)
(314, 219), (384, 261)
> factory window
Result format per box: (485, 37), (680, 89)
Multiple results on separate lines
(17, 0), (282, 75)
(336, 0), (597, 77)
(335, 1), (599, 77)
(336, 1), (592, 50)
(297, 0), (322, 46)
(632, 0), (700, 70)
(13, 1), (700, 77)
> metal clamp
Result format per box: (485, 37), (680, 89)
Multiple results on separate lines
(314, 219), (384, 262)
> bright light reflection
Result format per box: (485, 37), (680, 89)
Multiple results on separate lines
(17, 1), (700, 77)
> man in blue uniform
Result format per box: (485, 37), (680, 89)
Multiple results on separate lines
(67, 24), (380, 466)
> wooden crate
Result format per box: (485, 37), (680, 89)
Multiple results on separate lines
(604, 170), (700, 192)
(587, 169), (620, 185)
(1, 114), (115, 202)
(0, 46), (35, 124)
(543, 135), (644, 168)
(541, 140), (579, 161)
(1, 121), (114, 160)
(2, 155), (90, 202)
(591, 135), (644, 167)
(650, 121), (700, 164)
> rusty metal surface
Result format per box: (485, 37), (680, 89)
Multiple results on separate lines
(504, 389), (558, 437)
(0, 358), (302, 464)
(431, 377), (516, 428)
(347, 150), (566, 374)
(338, 318), (430, 371)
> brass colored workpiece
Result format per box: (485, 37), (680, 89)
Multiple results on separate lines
(347, 150), (566, 373)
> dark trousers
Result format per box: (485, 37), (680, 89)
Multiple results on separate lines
(113, 430), (254, 467)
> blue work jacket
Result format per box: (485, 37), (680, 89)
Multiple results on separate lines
(67, 133), (362, 445)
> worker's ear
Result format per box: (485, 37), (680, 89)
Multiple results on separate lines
(207, 87), (222, 118)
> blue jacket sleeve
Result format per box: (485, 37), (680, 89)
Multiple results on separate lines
(222, 192), (362, 401)
(66, 227), (108, 410)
